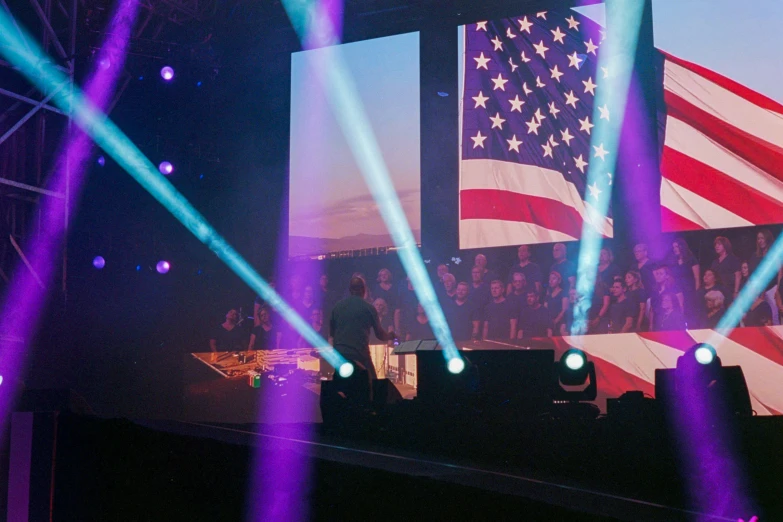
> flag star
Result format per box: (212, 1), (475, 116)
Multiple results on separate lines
(601, 66), (609, 79)
(491, 73), (509, 91)
(536, 11), (547, 19)
(489, 112), (506, 130)
(565, 15), (580, 30)
(534, 108), (547, 122)
(585, 38), (599, 55)
(518, 16), (533, 34)
(549, 134), (559, 147)
(567, 51), (584, 69)
(508, 94), (525, 112)
(474, 52), (491, 70)
(593, 143), (609, 160)
(542, 142), (553, 158)
(564, 90), (579, 108)
(550, 64), (564, 82)
(520, 51), (531, 63)
(533, 40), (550, 58)
(522, 82), (533, 96)
(471, 131), (487, 149)
(587, 181), (602, 200)
(579, 116), (594, 134)
(598, 104), (610, 121)
(582, 76), (597, 95)
(472, 91), (489, 108)
(507, 134), (523, 153)
(548, 101), (560, 119)
(551, 26), (566, 44)
(536, 76), (546, 88)
(526, 116), (541, 135)
(491, 36), (504, 51)
(475, 21), (488, 31)
(508, 57), (518, 72)
(574, 154), (588, 173)
(506, 27), (517, 39)
(560, 127), (574, 146)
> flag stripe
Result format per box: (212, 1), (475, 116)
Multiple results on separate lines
(460, 219), (578, 249)
(664, 92), (783, 182)
(662, 147), (783, 225)
(661, 205), (704, 232)
(662, 50), (783, 117)
(660, 178), (753, 230)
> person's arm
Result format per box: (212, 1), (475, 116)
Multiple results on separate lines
(471, 319), (480, 339)
(636, 302), (645, 331)
(371, 309), (395, 342)
(248, 333), (256, 351)
(733, 270), (741, 296)
(559, 322), (567, 336)
(676, 291), (684, 311)
(591, 295), (609, 326)
(509, 318), (517, 340)
(209, 339), (217, 352)
(692, 264), (701, 291)
(482, 321), (489, 341)
(621, 316), (633, 333)
(553, 296), (568, 325)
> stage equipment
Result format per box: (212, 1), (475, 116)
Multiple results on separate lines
(160, 66), (175, 80)
(158, 161), (174, 175)
(554, 349), (597, 402)
(338, 362), (354, 378)
(655, 344), (752, 418)
(92, 256), (106, 269)
(156, 260), (171, 274)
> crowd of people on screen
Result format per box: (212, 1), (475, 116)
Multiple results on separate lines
(209, 228), (783, 351)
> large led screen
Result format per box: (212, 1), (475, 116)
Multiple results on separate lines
(289, 32), (421, 259)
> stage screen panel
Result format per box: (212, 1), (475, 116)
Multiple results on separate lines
(289, 33), (421, 259)
(458, 3), (783, 249)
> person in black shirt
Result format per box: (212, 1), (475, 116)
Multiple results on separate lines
(444, 282), (477, 341)
(517, 290), (551, 340)
(406, 304), (434, 341)
(597, 248), (621, 289)
(507, 245), (543, 295)
(550, 243), (576, 290)
(370, 298), (394, 343)
(696, 269), (728, 328)
(468, 265), (491, 319)
(654, 293), (686, 331)
(506, 272), (529, 317)
(394, 277), (418, 340)
(330, 277), (395, 380)
(668, 237), (700, 326)
(482, 280), (517, 340)
(249, 306), (280, 350)
(703, 290), (726, 329)
(438, 273), (458, 304)
(254, 278), (276, 326)
(436, 263), (450, 283)
(649, 264), (684, 331)
(624, 270), (648, 331)
(474, 253), (499, 285)
(210, 308), (248, 352)
(631, 243), (656, 297)
(745, 290), (773, 327)
(544, 271), (568, 332)
(711, 236), (741, 302)
(319, 274), (339, 322)
(373, 268), (397, 313)
(608, 279), (635, 333)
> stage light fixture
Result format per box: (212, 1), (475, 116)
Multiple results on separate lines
(158, 161), (173, 175)
(564, 350), (586, 371)
(97, 155), (105, 167)
(694, 344), (716, 366)
(447, 357), (465, 375)
(338, 362), (354, 378)
(160, 66), (174, 81)
(156, 260), (170, 274)
(555, 349), (597, 401)
(92, 256), (105, 269)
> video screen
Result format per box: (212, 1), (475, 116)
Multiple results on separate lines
(288, 32), (421, 259)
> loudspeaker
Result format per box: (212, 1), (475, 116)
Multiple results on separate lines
(655, 365), (752, 418)
(372, 379), (403, 409)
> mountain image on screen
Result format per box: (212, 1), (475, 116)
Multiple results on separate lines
(289, 230), (422, 258)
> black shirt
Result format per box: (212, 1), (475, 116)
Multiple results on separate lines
(210, 324), (248, 352)
(444, 299), (476, 341)
(518, 305), (550, 339)
(468, 283), (491, 322)
(633, 260), (656, 299)
(711, 254), (741, 293)
(251, 324), (278, 350)
(373, 284), (398, 312)
(544, 289), (566, 325)
(407, 317), (434, 341)
(483, 299), (515, 340)
(656, 309), (687, 331)
(507, 262), (543, 289)
(550, 260), (576, 288)
(745, 301), (772, 327)
(597, 263), (622, 289)
(330, 295), (384, 363)
(608, 297), (636, 333)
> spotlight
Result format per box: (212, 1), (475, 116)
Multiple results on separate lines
(92, 256), (106, 269)
(694, 344), (716, 365)
(564, 350), (586, 371)
(156, 260), (170, 274)
(135, 265), (142, 271)
(160, 66), (174, 81)
(447, 357), (465, 374)
(0, 375), (3, 386)
(338, 362), (354, 378)
(158, 161), (173, 175)
(555, 349), (597, 401)
(97, 155), (105, 167)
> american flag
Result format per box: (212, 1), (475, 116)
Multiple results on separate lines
(460, 9), (783, 247)
(460, 11), (613, 248)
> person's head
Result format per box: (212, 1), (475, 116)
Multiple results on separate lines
(610, 279), (626, 297)
(310, 308), (323, 325)
(757, 229), (774, 255)
(661, 293), (674, 312)
(258, 306), (271, 325)
(471, 265), (483, 284)
(653, 264), (668, 284)
(417, 303), (427, 317)
(517, 245), (531, 262)
(548, 270), (562, 290)
(705, 290), (725, 311)
(349, 276), (366, 298)
(372, 298), (388, 317)
(474, 253), (487, 270)
(377, 268), (392, 284)
(319, 274), (328, 290)
(568, 287), (578, 303)
(553, 243), (566, 262)
(633, 243), (648, 262)
(303, 285), (314, 301)
(512, 272), (527, 292)
(625, 270), (641, 289)
(437, 264), (449, 280)
(741, 261), (750, 278)
(759, 309), (773, 326)
(703, 268), (718, 287)
(599, 247), (613, 265)
(443, 273), (456, 292)
(672, 237), (692, 260)
(490, 279), (504, 299)
(456, 282), (470, 301)
(714, 236), (732, 256)
(225, 308), (239, 325)
(526, 290), (540, 307)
